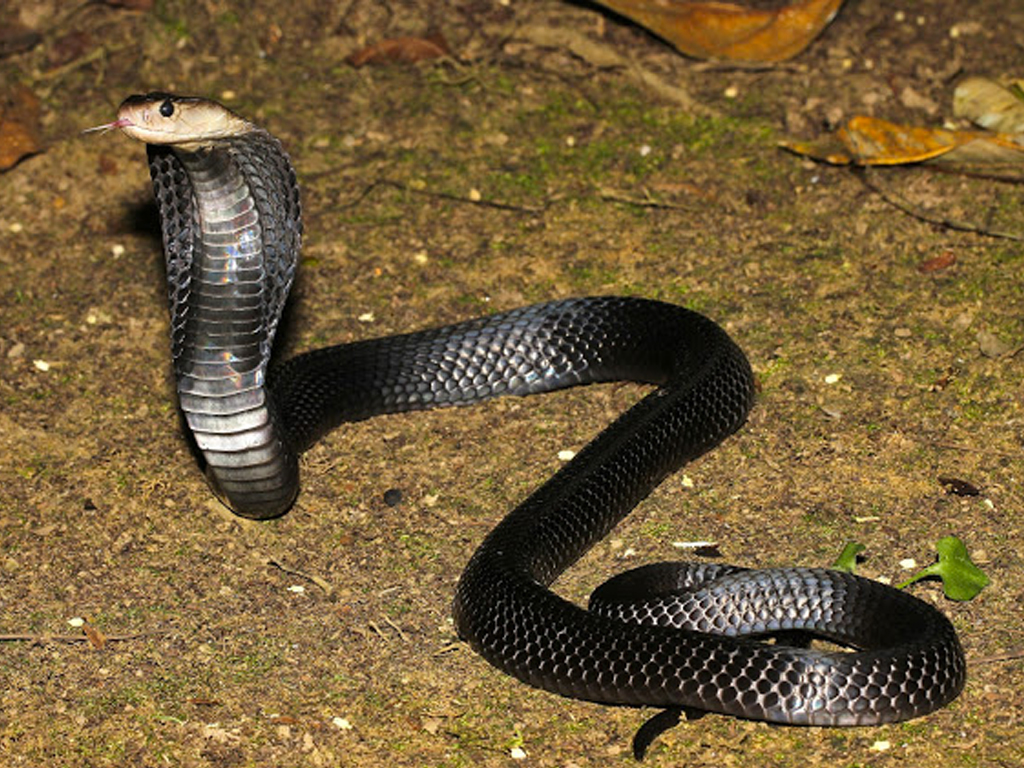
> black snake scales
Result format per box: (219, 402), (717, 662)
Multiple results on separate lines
(106, 92), (965, 725)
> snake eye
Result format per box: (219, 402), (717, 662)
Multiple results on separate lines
(159, 99), (175, 118)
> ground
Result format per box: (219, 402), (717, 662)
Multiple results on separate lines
(1, 0), (1022, 766)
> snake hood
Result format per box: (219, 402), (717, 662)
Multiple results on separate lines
(112, 92), (255, 148)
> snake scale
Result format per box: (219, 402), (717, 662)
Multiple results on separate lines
(102, 92), (965, 726)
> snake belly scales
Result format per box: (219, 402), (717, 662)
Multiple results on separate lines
(110, 93), (965, 726)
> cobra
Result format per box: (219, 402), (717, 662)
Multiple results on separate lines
(101, 92), (965, 725)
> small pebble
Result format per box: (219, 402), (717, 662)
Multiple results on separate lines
(510, 747), (527, 760)
(287, 585), (305, 593)
(898, 558), (917, 570)
(332, 716), (353, 730)
(68, 617), (85, 627)
(383, 488), (403, 507)
(824, 373), (841, 384)
(32, 359), (50, 372)
(557, 450), (575, 461)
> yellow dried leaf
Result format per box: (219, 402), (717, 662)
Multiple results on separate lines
(782, 115), (1024, 167)
(591, 0), (843, 62)
(837, 117), (968, 165)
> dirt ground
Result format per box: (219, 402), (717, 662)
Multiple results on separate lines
(1, 1), (1022, 766)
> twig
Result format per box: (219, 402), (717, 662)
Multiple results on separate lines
(383, 616), (409, 642)
(265, 555), (334, 596)
(0, 631), (161, 644)
(924, 440), (1020, 460)
(971, 649), (1024, 664)
(511, 23), (715, 115)
(858, 168), (1024, 242)
(341, 178), (551, 214)
(598, 185), (697, 211)
(690, 60), (802, 73)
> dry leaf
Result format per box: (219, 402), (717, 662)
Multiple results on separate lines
(783, 75), (1024, 169)
(347, 34), (451, 67)
(0, 84), (42, 171)
(781, 115), (1024, 167)
(837, 117), (979, 165)
(591, 0), (843, 62)
(953, 76), (1024, 135)
(918, 251), (956, 273)
(0, 21), (41, 58)
(82, 622), (107, 650)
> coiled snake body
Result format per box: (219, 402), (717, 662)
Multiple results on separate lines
(108, 93), (965, 725)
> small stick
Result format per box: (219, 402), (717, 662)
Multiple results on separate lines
(858, 168), (1024, 242)
(0, 631), (161, 644)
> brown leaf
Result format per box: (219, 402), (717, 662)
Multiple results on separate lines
(591, 0), (843, 62)
(0, 85), (42, 171)
(82, 622), (107, 650)
(347, 33), (451, 67)
(0, 21), (42, 58)
(918, 250), (956, 273)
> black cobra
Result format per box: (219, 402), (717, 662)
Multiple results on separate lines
(108, 93), (965, 725)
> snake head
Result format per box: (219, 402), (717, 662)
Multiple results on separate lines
(104, 92), (255, 148)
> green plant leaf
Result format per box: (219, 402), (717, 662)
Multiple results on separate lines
(896, 535), (991, 601)
(832, 541), (866, 573)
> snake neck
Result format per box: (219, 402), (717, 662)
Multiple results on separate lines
(147, 133), (302, 518)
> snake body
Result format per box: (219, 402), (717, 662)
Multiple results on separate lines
(112, 93), (965, 725)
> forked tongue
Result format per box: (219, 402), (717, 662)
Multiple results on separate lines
(81, 117), (132, 135)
